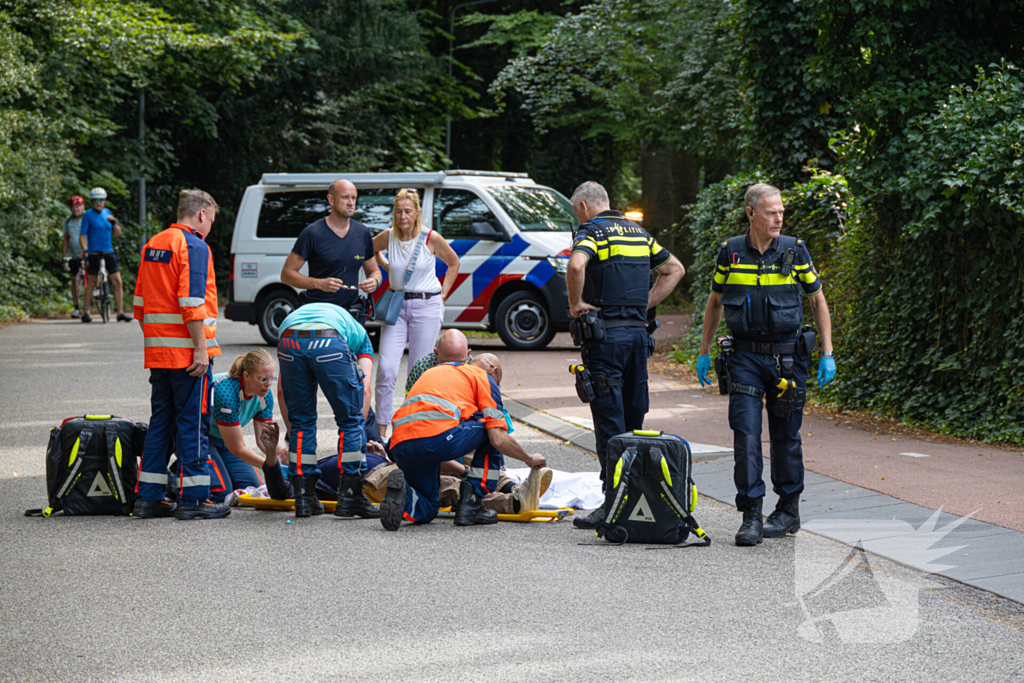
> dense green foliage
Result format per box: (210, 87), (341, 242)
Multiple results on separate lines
(676, 0), (1024, 444)
(826, 65), (1024, 442)
(0, 0), (298, 318)
(2, 0), (1023, 442)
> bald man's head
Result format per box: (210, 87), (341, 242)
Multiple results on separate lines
(435, 329), (469, 363)
(470, 353), (502, 386)
(327, 179), (357, 219)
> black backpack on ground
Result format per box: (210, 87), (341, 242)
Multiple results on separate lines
(597, 430), (711, 546)
(25, 415), (146, 517)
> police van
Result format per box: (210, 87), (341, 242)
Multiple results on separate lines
(224, 171), (576, 350)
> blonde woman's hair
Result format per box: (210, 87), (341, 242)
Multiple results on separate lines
(228, 348), (275, 380)
(390, 188), (423, 239)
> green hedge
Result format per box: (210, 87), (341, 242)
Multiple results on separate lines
(826, 65), (1024, 444)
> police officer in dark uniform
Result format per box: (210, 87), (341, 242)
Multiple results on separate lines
(696, 183), (836, 546)
(566, 181), (685, 529)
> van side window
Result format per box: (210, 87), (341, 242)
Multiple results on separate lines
(257, 191), (330, 238)
(355, 188), (422, 235)
(433, 189), (505, 241)
(257, 188), (425, 238)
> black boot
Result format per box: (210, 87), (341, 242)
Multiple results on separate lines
(307, 474), (324, 516)
(174, 499), (230, 520)
(290, 474), (323, 518)
(335, 474), (380, 518)
(735, 497), (764, 546)
(454, 480), (498, 526)
(572, 505), (607, 530)
(132, 498), (177, 518)
(379, 468), (408, 532)
(763, 495), (801, 537)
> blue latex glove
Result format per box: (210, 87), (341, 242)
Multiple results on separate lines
(818, 356), (836, 387)
(696, 354), (712, 387)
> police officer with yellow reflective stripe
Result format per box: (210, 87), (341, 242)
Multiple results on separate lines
(566, 181), (685, 530)
(696, 183), (836, 546)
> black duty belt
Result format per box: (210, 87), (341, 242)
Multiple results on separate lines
(282, 328), (339, 338)
(403, 291), (441, 300)
(733, 339), (797, 355)
(602, 319), (647, 329)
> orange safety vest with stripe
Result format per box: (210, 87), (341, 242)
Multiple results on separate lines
(134, 224), (220, 369)
(390, 364), (506, 448)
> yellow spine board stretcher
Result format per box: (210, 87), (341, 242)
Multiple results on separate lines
(237, 494), (573, 523)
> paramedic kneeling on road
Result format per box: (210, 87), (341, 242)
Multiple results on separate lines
(276, 302), (377, 519)
(379, 354), (547, 531)
(566, 181), (685, 531)
(696, 183), (836, 547)
(133, 189), (226, 520)
(207, 349), (279, 501)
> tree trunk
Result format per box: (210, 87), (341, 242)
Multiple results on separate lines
(603, 134), (615, 207)
(640, 142), (674, 252)
(703, 156), (735, 190)
(672, 149), (700, 289)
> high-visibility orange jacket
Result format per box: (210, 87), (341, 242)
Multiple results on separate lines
(390, 363), (506, 448)
(134, 224), (220, 369)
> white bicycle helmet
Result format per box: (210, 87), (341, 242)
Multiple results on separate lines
(89, 187), (107, 200)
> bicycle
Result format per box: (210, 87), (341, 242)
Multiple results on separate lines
(95, 255), (111, 323)
(82, 249), (115, 323)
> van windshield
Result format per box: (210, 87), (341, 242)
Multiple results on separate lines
(486, 186), (575, 232)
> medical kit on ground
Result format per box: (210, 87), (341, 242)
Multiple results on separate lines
(25, 415), (146, 517)
(596, 430), (710, 546)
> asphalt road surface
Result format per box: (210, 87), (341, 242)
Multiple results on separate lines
(1, 318), (1023, 682)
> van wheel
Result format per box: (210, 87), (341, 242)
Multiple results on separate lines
(495, 291), (555, 351)
(257, 289), (297, 346)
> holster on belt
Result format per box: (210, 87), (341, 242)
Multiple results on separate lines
(771, 355), (806, 418)
(569, 310), (606, 347)
(570, 364), (595, 403)
(715, 336), (734, 396)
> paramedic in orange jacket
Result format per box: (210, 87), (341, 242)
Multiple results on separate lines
(379, 354), (547, 531)
(132, 189), (228, 520)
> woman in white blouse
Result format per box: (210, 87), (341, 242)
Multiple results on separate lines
(372, 188), (460, 437)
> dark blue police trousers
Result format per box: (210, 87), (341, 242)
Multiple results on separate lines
(585, 326), (650, 485)
(727, 348), (807, 511)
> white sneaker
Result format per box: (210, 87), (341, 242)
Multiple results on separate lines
(71, 309), (81, 319)
(512, 467), (549, 512)
(538, 467), (553, 499)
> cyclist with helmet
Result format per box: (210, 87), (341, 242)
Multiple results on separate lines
(80, 187), (131, 323)
(62, 196), (86, 317)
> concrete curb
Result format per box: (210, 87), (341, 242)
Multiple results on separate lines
(504, 398), (732, 459)
(505, 398), (1024, 606)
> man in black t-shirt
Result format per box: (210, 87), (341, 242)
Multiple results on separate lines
(281, 179), (382, 317)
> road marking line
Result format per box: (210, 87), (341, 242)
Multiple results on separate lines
(901, 452), (931, 458)
(676, 404), (697, 408)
